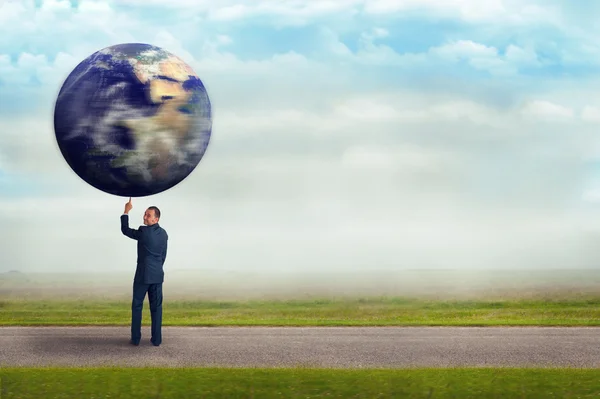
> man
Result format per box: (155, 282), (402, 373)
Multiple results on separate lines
(120, 197), (168, 347)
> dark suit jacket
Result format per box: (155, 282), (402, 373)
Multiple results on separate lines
(120, 214), (168, 284)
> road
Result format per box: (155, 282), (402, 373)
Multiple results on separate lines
(2, 326), (600, 368)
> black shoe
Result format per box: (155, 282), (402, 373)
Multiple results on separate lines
(150, 339), (160, 347)
(130, 339), (139, 346)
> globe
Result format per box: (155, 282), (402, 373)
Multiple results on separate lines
(53, 43), (212, 197)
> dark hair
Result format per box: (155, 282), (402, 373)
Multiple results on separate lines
(148, 206), (161, 219)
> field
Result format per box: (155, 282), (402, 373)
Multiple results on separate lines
(3, 268), (600, 326)
(3, 367), (600, 398)
(5, 296), (600, 326)
(3, 268), (600, 398)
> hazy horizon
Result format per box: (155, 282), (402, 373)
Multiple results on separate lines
(2, 268), (600, 301)
(3, 1), (600, 278)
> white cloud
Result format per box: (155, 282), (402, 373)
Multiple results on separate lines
(318, 28), (542, 74)
(581, 106), (600, 123)
(361, 0), (555, 25)
(334, 98), (399, 121)
(0, 0), (558, 91)
(427, 40), (542, 75)
(340, 144), (454, 172)
(189, 0), (363, 22)
(0, 118), (66, 175)
(0, 0), (572, 43)
(0, 1), (25, 24)
(520, 100), (575, 119)
(431, 40), (497, 60)
(208, 4), (249, 20)
(504, 44), (540, 67)
(330, 96), (511, 128)
(112, 0), (554, 27)
(40, 0), (70, 12)
(582, 187), (600, 203)
(0, 1), (152, 57)
(0, 50), (80, 91)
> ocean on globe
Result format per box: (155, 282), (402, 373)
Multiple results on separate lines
(53, 43), (212, 197)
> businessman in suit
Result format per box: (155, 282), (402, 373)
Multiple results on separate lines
(120, 197), (168, 347)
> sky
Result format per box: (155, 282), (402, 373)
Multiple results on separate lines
(2, 0), (600, 275)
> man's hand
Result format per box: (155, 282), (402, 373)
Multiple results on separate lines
(124, 197), (133, 214)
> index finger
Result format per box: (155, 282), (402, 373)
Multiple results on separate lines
(128, 197), (132, 203)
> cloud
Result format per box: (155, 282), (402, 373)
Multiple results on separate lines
(207, 0), (362, 23)
(111, 0), (560, 28)
(428, 40), (543, 75)
(1, 0), (600, 278)
(520, 100), (574, 119)
(318, 27), (543, 77)
(581, 106), (600, 123)
(340, 144), (454, 174)
(363, 0), (506, 19)
(0, 0), (582, 106)
(361, 0), (564, 29)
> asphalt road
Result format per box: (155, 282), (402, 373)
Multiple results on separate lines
(2, 326), (600, 368)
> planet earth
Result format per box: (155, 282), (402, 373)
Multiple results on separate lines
(53, 43), (212, 197)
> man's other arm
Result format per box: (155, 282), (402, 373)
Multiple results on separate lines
(120, 214), (142, 240)
(161, 234), (168, 265)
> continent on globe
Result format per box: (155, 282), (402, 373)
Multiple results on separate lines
(53, 43), (212, 197)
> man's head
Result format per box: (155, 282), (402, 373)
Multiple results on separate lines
(143, 206), (161, 226)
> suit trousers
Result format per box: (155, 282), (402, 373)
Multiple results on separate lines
(131, 281), (163, 345)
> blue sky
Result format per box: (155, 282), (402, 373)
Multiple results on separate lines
(2, 0), (600, 275)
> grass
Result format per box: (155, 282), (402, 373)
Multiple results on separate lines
(2, 366), (600, 398)
(4, 272), (599, 398)
(4, 296), (600, 326)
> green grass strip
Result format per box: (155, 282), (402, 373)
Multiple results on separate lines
(4, 296), (600, 326)
(2, 367), (600, 398)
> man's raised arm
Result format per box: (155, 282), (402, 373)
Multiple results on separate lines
(120, 197), (141, 240)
